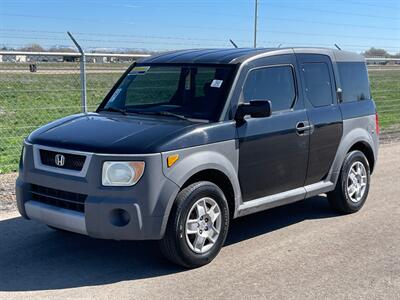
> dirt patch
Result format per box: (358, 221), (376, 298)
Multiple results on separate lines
(0, 172), (18, 212)
(380, 125), (400, 143)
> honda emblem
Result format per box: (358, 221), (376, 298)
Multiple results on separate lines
(54, 154), (65, 167)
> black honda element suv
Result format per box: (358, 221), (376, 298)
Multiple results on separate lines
(17, 48), (379, 268)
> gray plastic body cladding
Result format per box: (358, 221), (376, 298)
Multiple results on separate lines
(325, 113), (378, 185)
(16, 143), (179, 240)
(161, 139), (241, 217)
(25, 200), (87, 235)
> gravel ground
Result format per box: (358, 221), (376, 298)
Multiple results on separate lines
(0, 173), (17, 212)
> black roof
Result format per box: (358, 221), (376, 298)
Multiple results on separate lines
(140, 48), (279, 64)
(139, 47), (364, 65)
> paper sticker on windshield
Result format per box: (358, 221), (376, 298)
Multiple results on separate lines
(131, 66), (150, 75)
(211, 79), (223, 88)
(109, 88), (122, 102)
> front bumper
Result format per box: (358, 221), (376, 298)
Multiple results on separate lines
(25, 200), (87, 235)
(16, 143), (180, 240)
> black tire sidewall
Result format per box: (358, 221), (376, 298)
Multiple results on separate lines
(339, 150), (371, 212)
(174, 182), (229, 267)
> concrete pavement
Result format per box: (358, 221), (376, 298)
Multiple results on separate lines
(0, 143), (399, 299)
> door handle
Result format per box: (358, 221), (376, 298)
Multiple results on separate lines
(296, 121), (314, 135)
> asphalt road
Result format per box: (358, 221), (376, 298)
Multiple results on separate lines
(0, 143), (399, 299)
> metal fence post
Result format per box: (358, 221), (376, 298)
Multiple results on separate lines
(67, 31), (87, 113)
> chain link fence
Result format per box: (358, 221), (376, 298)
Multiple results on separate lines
(0, 52), (145, 173)
(0, 53), (399, 174)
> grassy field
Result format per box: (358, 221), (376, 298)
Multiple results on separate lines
(0, 63), (125, 173)
(368, 69), (400, 128)
(0, 64), (399, 174)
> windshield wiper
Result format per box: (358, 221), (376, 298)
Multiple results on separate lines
(99, 107), (127, 115)
(133, 111), (189, 121)
(100, 107), (189, 121)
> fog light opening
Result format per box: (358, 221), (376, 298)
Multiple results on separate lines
(109, 209), (131, 227)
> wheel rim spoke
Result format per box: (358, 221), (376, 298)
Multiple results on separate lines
(186, 219), (198, 234)
(356, 163), (361, 175)
(207, 204), (220, 223)
(356, 188), (362, 200)
(211, 224), (220, 236)
(196, 199), (207, 217)
(360, 175), (367, 186)
(348, 184), (357, 196)
(194, 235), (206, 252)
(207, 232), (218, 243)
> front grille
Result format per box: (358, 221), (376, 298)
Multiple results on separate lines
(39, 149), (86, 171)
(30, 184), (87, 213)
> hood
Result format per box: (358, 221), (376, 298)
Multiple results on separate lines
(27, 113), (236, 154)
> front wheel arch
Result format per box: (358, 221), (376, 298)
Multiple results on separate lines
(181, 169), (235, 220)
(160, 181), (230, 268)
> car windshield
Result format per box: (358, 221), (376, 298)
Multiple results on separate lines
(100, 64), (235, 122)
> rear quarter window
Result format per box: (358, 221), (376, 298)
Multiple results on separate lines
(338, 62), (371, 102)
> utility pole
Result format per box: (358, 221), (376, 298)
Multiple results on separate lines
(253, 0), (258, 48)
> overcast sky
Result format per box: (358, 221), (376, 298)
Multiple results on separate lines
(0, 0), (399, 53)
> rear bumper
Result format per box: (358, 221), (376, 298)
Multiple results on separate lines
(16, 143), (180, 240)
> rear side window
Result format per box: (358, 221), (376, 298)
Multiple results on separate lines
(243, 65), (296, 112)
(301, 62), (334, 107)
(338, 62), (370, 102)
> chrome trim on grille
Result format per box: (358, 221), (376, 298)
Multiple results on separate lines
(25, 200), (87, 235)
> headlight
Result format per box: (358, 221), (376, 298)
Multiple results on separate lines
(102, 161), (145, 186)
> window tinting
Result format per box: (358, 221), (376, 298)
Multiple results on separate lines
(302, 62), (334, 107)
(243, 66), (296, 112)
(338, 62), (370, 102)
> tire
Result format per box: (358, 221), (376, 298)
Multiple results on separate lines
(160, 181), (230, 268)
(328, 150), (371, 214)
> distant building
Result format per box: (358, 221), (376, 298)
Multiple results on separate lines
(16, 55), (27, 63)
(27, 55), (63, 62)
(90, 56), (108, 64)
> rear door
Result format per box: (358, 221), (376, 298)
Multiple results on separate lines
(296, 54), (343, 185)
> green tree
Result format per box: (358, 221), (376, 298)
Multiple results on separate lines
(363, 47), (390, 58)
(19, 43), (45, 52)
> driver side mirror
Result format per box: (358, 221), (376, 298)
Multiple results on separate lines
(235, 100), (272, 121)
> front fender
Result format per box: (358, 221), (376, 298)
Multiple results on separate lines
(160, 139), (241, 216)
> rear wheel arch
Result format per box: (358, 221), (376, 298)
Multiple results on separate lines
(328, 150), (371, 213)
(347, 141), (375, 173)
